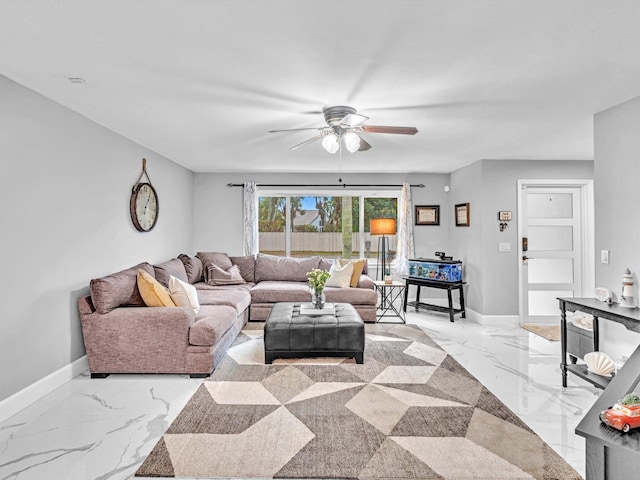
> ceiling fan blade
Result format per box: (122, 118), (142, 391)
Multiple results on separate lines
(269, 127), (323, 133)
(362, 125), (418, 135)
(340, 113), (369, 127)
(289, 134), (324, 150)
(358, 136), (372, 151)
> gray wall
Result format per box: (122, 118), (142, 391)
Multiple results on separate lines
(193, 172), (451, 258)
(450, 159), (594, 316)
(594, 94), (640, 357)
(0, 76), (195, 402)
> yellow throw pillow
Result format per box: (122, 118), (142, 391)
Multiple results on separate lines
(137, 269), (176, 307)
(338, 258), (367, 287)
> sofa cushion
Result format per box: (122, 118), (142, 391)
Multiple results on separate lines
(197, 252), (233, 282)
(137, 270), (176, 307)
(197, 288), (251, 313)
(325, 260), (354, 288)
(230, 255), (256, 282)
(189, 305), (237, 346)
(154, 258), (188, 287)
(255, 254), (321, 282)
(250, 281), (312, 303)
(319, 257), (332, 271)
(194, 282), (254, 292)
(207, 264), (246, 286)
(324, 286), (378, 305)
(90, 262), (155, 314)
(356, 274), (375, 290)
(168, 275), (200, 313)
(178, 254), (204, 284)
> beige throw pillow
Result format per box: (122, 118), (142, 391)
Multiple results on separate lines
(325, 260), (354, 288)
(137, 270), (176, 307)
(338, 258), (367, 287)
(168, 275), (200, 313)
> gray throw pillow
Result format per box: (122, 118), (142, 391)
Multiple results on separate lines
(207, 264), (246, 286)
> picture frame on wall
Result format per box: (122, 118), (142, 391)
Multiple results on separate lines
(415, 205), (440, 225)
(455, 203), (470, 226)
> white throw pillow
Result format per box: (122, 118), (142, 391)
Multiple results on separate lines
(168, 275), (200, 313)
(325, 260), (354, 288)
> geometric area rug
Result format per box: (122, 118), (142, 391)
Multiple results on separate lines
(136, 324), (581, 479)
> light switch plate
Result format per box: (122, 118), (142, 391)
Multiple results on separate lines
(498, 242), (511, 252)
(601, 250), (609, 264)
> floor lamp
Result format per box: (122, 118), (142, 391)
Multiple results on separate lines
(370, 218), (397, 282)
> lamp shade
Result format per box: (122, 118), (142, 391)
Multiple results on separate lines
(321, 134), (339, 154)
(343, 131), (361, 153)
(370, 218), (396, 235)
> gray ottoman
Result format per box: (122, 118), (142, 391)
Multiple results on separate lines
(264, 302), (364, 364)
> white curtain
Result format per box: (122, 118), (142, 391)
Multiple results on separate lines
(243, 182), (259, 255)
(395, 182), (415, 276)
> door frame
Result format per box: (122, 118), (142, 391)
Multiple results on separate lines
(517, 179), (595, 324)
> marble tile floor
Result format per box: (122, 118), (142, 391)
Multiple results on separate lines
(0, 311), (600, 480)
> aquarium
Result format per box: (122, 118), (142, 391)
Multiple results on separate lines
(408, 258), (462, 283)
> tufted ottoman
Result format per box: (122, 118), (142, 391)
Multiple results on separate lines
(264, 302), (364, 364)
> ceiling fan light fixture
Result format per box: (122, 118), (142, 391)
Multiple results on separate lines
(322, 133), (339, 154)
(344, 131), (361, 153)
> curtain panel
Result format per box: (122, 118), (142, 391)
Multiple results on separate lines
(395, 182), (415, 275)
(243, 182), (258, 255)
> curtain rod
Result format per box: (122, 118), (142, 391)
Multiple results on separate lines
(226, 183), (425, 188)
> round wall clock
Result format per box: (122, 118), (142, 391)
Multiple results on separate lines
(130, 182), (158, 232)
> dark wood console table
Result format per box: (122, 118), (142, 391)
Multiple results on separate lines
(558, 298), (640, 479)
(558, 297), (640, 389)
(403, 277), (466, 322)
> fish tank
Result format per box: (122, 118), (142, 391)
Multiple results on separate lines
(408, 258), (463, 283)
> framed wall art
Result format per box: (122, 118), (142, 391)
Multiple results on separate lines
(415, 205), (440, 225)
(455, 203), (470, 226)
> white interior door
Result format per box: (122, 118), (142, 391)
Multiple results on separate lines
(520, 186), (583, 324)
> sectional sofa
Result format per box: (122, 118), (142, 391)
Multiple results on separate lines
(78, 252), (377, 377)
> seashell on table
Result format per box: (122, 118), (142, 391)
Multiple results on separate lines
(584, 351), (615, 377)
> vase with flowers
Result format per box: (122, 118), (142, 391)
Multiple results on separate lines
(306, 268), (330, 309)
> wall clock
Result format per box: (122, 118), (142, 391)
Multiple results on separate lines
(130, 158), (159, 232)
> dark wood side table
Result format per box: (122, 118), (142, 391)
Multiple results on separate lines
(403, 277), (466, 322)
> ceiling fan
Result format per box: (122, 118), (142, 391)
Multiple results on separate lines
(269, 106), (418, 153)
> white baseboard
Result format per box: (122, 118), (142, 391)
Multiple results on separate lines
(0, 355), (88, 424)
(406, 296), (520, 326)
(466, 308), (520, 326)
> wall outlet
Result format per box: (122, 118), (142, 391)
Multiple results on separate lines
(601, 250), (610, 264)
(498, 242), (511, 252)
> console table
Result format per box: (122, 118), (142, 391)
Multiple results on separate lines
(558, 298), (640, 479)
(558, 297), (640, 389)
(403, 277), (466, 322)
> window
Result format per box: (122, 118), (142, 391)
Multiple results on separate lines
(258, 196), (285, 256)
(258, 190), (398, 262)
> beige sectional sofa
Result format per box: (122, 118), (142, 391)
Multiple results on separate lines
(78, 253), (377, 377)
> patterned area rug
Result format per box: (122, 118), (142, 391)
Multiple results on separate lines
(136, 324), (580, 479)
(521, 324), (561, 341)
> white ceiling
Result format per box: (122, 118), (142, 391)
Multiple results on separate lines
(2, 0), (640, 174)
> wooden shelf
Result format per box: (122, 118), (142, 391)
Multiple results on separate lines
(565, 363), (612, 389)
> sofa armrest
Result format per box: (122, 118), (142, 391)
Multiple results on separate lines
(356, 275), (375, 290)
(80, 306), (196, 373)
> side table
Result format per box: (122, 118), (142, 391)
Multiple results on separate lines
(374, 280), (406, 323)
